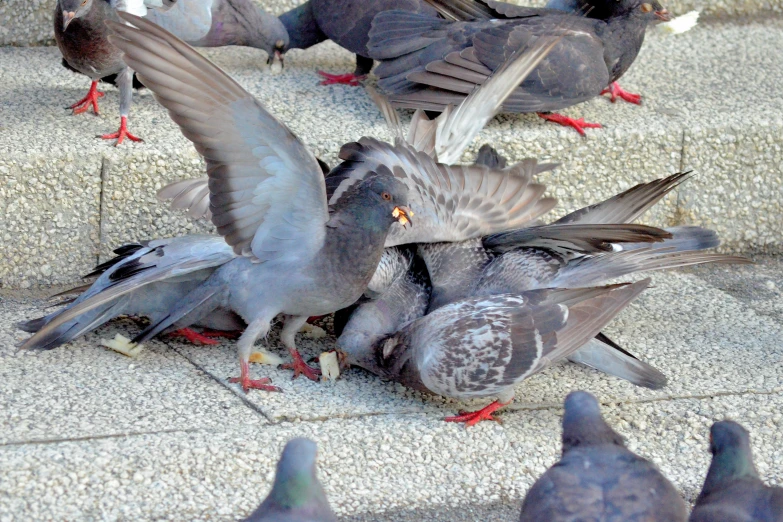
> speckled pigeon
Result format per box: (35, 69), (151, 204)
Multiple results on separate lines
(690, 420), (783, 522)
(354, 281), (650, 426)
(368, 0), (671, 134)
(244, 438), (338, 522)
(54, 0), (287, 144)
(19, 12), (564, 392)
(518, 390), (689, 520)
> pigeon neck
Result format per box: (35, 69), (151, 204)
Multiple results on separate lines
(562, 418), (624, 453)
(700, 446), (759, 497)
(269, 469), (320, 509)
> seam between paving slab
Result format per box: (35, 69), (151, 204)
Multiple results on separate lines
(2, 388), (780, 448)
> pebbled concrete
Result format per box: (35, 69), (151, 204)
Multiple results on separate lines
(2, 0), (781, 46)
(0, 258), (781, 520)
(1, 19), (782, 288)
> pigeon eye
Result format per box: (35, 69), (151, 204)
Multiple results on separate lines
(381, 192), (392, 201)
(80, 0), (87, 5)
(640, 3), (653, 12)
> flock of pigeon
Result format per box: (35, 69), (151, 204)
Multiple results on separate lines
(13, 0), (780, 518)
(244, 393), (783, 521)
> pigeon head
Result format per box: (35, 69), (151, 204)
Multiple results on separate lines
(266, 438), (328, 509)
(700, 420), (759, 495)
(257, 14), (290, 67)
(581, 0), (670, 22)
(561, 391), (625, 453)
(59, 0), (94, 30)
(339, 172), (412, 231)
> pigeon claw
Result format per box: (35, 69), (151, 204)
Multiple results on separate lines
(280, 349), (321, 381)
(200, 328), (241, 340)
(601, 82), (642, 105)
(538, 113), (602, 136)
(317, 71), (366, 86)
(69, 81), (104, 115)
(168, 327), (221, 345)
(444, 400), (510, 427)
(230, 360), (282, 393)
(100, 116), (143, 146)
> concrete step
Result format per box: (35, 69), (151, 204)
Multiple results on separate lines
(2, 0), (781, 46)
(1, 19), (782, 289)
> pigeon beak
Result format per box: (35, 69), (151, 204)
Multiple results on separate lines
(267, 50), (284, 69)
(654, 9), (671, 21)
(392, 206), (413, 228)
(63, 11), (76, 31)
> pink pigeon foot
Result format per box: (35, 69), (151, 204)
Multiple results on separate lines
(280, 348), (321, 381)
(538, 113), (602, 136)
(100, 116), (142, 146)
(69, 80), (105, 115)
(317, 71), (366, 86)
(229, 360), (282, 393)
(444, 400), (511, 427)
(601, 81), (642, 105)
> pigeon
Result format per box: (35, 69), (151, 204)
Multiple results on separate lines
(54, 0), (287, 144)
(690, 420), (783, 522)
(16, 236), (254, 352)
(352, 281), (650, 426)
(367, 0), (671, 134)
(244, 438), (338, 522)
(278, 0), (439, 86)
(18, 12), (564, 391)
(518, 390), (689, 520)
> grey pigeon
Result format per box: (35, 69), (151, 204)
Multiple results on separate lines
(244, 438), (337, 522)
(368, 0), (670, 134)
(518, 390), (689, 520)
(278, 0), (439, 86)
(54, 0), (286, 144)
(17, 236), (246, 351)
(690, 420), (783, 522)
(352, 281), (650, 426)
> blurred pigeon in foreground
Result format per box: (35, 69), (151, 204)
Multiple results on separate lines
(353, 281), (650, 426)
(54, 0), (286, 144)
(244, 438), (337, 522)
(519, 391), (689, 520)
(278, 0), (439, 86)
(20, 12), (562, 391)
(368, 0), (671, 134)
(690, 420), (783, 522)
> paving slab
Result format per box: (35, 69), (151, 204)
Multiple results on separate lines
(1, 260), (781, 520)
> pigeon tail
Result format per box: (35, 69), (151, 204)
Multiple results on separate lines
(568, 336), (667, 389)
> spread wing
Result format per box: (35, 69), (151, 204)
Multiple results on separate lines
(326, 138), (557, 246)
(108, 14), (329, 263)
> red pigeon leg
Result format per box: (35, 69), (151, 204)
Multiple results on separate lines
(280, 347), (322, 381)
(229, 359), (282, 393)
(168, 327), (220, 345)
(69, 80), (105, 115)
(200, 329), (241, 340)
(538, 113), (602, 136)
(317, 71), (366, 86)
(444, 400), (511, 427)
(100, 116), (143, 146)
(601, 81), (642, 105)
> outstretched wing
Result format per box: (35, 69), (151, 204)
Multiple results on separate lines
(327, 138), (557, 246)
(144, 0), (214, 42)
(108, 14), (329, 263)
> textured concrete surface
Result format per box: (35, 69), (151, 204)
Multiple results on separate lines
(1, 258), (782, 520)
(2, 0), (781, 46)
(1, 19), (781, 288)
